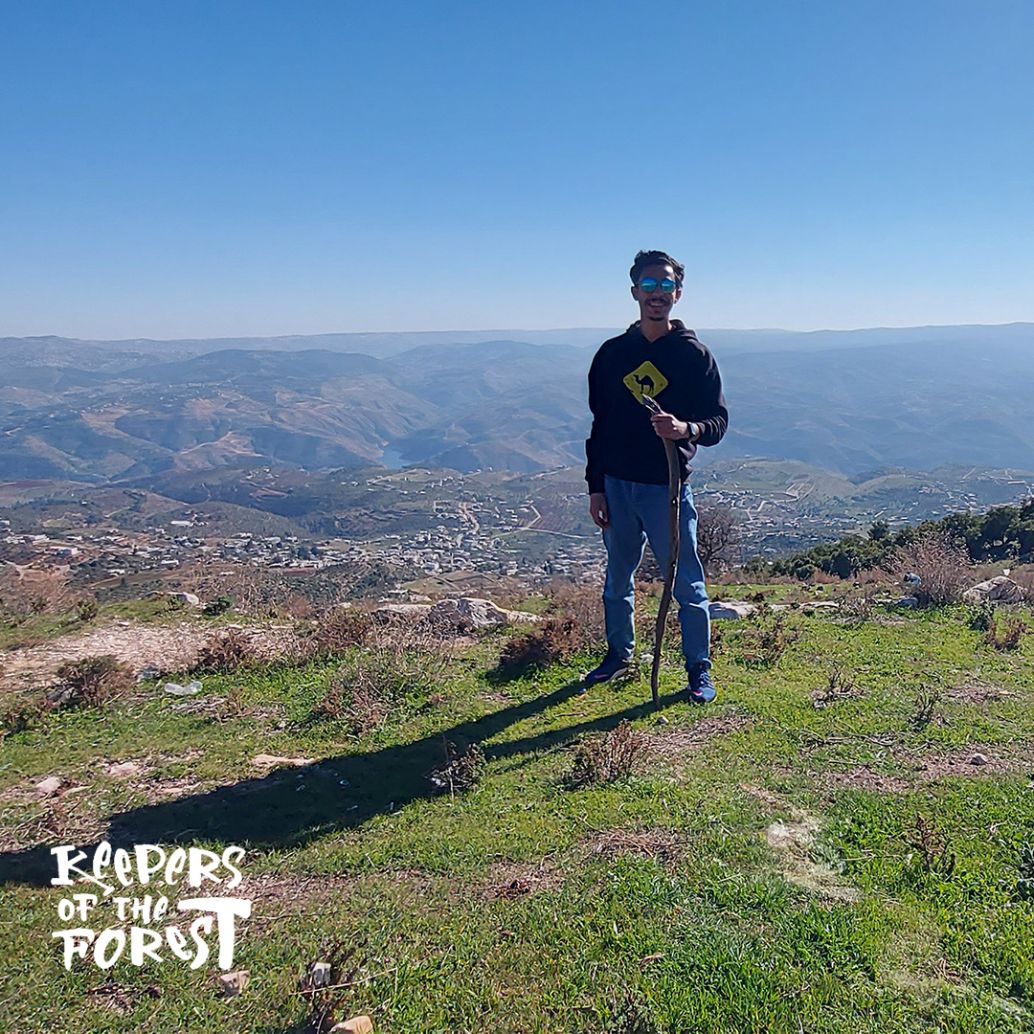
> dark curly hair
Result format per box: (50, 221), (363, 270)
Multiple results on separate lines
(629, 249), (684, 288)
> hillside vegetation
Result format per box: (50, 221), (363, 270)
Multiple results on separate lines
(1, 580), (1033, 1032)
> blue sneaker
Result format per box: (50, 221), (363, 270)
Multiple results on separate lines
(583, 653), (633, 687)
(685, 666), (717, 704)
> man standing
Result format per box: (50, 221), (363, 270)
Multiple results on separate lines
(584, 249), (728, 702)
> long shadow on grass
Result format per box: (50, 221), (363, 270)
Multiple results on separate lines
(0, 677), (686, 887)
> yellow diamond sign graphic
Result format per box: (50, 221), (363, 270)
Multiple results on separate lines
(623, 361), (668, 403)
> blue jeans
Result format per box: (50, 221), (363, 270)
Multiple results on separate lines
(601, 474), (711, 673)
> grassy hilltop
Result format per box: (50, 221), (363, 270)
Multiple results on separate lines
(1, 582), (1033, 1033)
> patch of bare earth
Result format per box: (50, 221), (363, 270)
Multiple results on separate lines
(823, 766), (911, 794)
(239, 868), (438, 934)
(0, 619), (305, 691)
(818, 743), (1034, 796)
(642, 712), (751, 760)
(916, 745), (1034, 780)
(482, 858), (564, 900)
(943, 680), (1014, 706)
(583, 827), (682, 864)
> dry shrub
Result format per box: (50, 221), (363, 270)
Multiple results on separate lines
(808, 568), (840, 585)
(48, 655), (134, 709)
(498, 616), (582, 674)
(984, 615), (1027, 652)
(1, 694), (55, 736)
(545, 580), (605, 641)
(306, 606), (374, 658)
(709, 621), (726, 658)
(75, 596), (100, 623)
(811, 666), (859, 709)
(908, 684), (942, 731)
(738, 612), (800, 667)
(565, 721), (645, 788)
(0, 565), (73, 617)
(193, 628), (254, 673)
(427, 738), (486, 794)
(311, 621), (453, 732)
(1009, 567), (1034, 599)
(889, 529), (971, 607)
(296, 939), (370, 1034)
(282, 593), (316, 620)
(840, 583), (881, 622)
(904, 813), (956, 879)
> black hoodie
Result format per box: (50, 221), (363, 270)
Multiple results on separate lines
(584, 319), (728, 494)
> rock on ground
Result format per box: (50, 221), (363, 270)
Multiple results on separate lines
(709, 601), (757, 620)
(962, 576), (1025, 604)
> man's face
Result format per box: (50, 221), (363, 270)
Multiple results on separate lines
(631, 262), (682, 325)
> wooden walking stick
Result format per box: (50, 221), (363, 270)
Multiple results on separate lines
(641, 395), (681, 708)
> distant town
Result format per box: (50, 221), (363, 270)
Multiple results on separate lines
(3, 463), (1032, 597)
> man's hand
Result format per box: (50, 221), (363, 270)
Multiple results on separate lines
(650, 411), (689, 440)
(589, 492), (609, 529)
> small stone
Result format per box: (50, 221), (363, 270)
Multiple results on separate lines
(218, 969), (249, 996)
(331, 1018), (374, 1034)
(35, 776), (62, 795)
(251, 754), (315, 768)
(655, 715), (670, 725)
(163, 680), (203, 696)
(309, 961), (332, 987)
(106, 761), (142, 778)
(969, 753), (989, 766)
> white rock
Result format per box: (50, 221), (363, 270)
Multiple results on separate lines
(218, 969), (249, 996)
(163, 680), (203, 696)
(969, 753), (989, 766)
(106, 761), (142, 777)
(35, 776), (62, 795)
(709, 601), (757, 620)
(962, 576), (1025, 604)
(331, 1018), (374, 1034)
(373, 603), (432, 621)
(251, 754), (314, 768)
(429, 597), (510, 629)
(309, 961), (332, 987)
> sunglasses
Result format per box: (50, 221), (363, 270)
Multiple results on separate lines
(637, 277), (678, 294)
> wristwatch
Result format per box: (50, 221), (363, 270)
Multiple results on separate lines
(686, 421), (701, 443)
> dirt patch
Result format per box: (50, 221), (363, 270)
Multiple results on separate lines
(943, 681), (1014, 706)
(0, 619), (306, 691)
(915, 745), (1034, 781)
(642, 712), (751, 759)
(482, 858), (564, 900)
(583, 827), (682, 864)
(239, 869), (436, 934)
(738, 783), (791, 809)
(823, 766), (911, 794)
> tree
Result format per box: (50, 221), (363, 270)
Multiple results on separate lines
(869, 519), (890, 541)
(695, 503), (741, 577)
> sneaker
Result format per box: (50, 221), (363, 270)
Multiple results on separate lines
(685, 666), (717, 704)
(583, 654), (633, 687)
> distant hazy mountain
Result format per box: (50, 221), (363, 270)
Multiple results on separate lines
(1, 323), (1032, 482)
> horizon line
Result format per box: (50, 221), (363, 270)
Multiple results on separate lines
(5, 319), (1033, 344)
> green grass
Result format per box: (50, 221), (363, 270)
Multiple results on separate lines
(1, 602), (1033, 1032)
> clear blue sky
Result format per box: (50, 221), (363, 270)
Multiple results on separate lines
(2, 1), (1031, 338)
